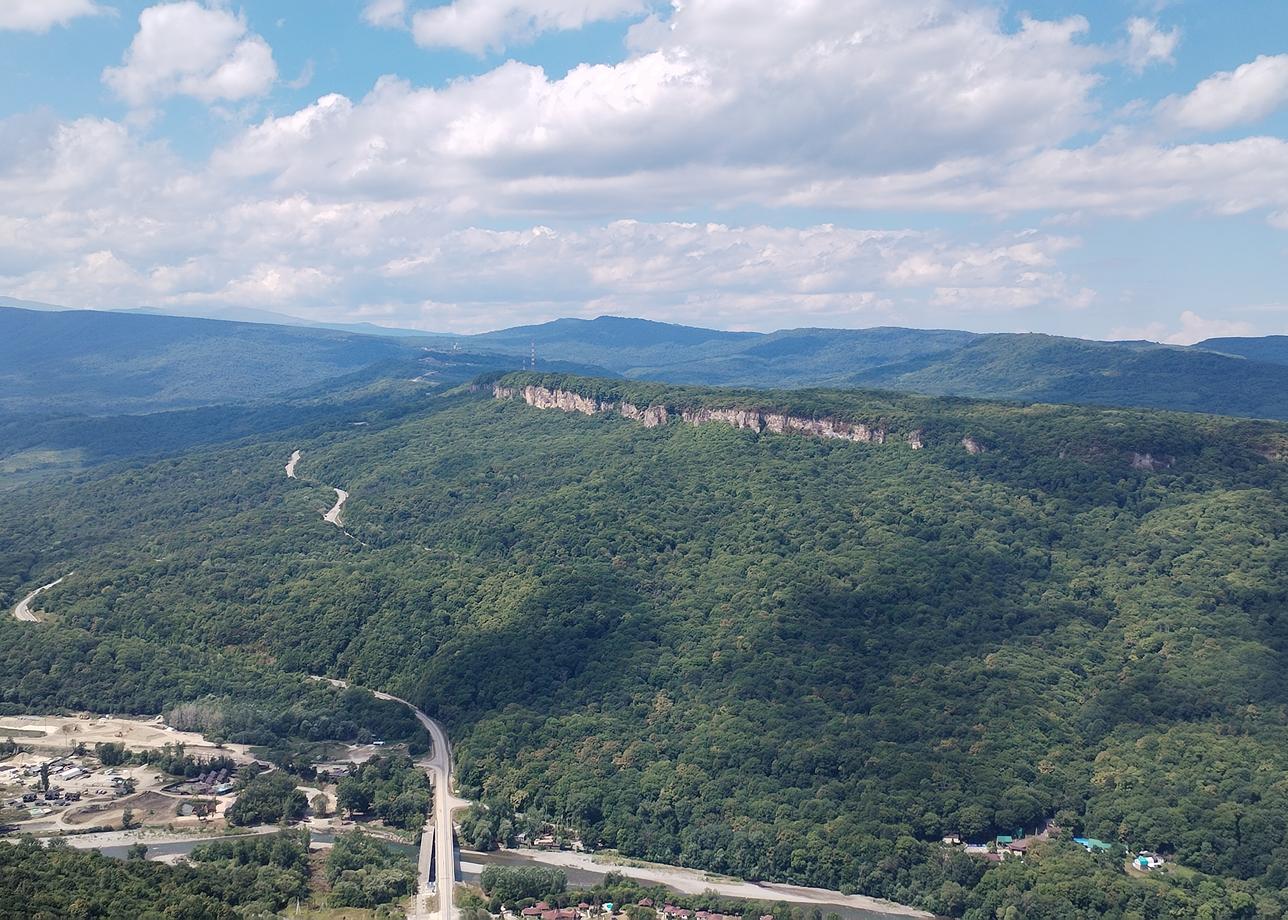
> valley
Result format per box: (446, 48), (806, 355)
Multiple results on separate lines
(2, 368), (1285, 918)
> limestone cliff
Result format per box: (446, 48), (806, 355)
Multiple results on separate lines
(495, 383), (914, 448)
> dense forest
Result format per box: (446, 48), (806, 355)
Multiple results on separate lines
(0, 831), (311, 918)
(1, 374), (1285, 917)
(0, 829), (414, 918)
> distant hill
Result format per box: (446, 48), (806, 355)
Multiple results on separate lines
(0, 306), (420, 416)
(633, 326), (980, 386)
(451, 317), (1288, 420)
(1196, 335), (1288, 367)
(434, 315), (758, 372)
(5, 304), (1285, 421)
(0, 297), (442, 338)
(847, 333), (1288, 420)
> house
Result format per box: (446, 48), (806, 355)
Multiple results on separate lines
(1135, 852), (1165, 870)
(1073, 837), (1113, 853)
(941, 834), (962, 846)
(637, 900), (654, 909)
(520, 908), (543, 917)
(1006, 839), (1032, 854)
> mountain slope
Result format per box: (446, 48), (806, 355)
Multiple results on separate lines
(849, 333), (1288, 419)
(632, 326), (979, 386)
(1196, 334), (1288, 366)
(0, 305), (423, 415)
(451, 315), (759, 370)
(2, 374), (1285, 917)
(451, 317), (1288, 420)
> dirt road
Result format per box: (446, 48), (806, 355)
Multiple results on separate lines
(12, 573), (72, 622)
(500, 849), (933, 918)
(323, 488), (349, 526)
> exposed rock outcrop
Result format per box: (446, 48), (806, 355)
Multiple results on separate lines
(1129, 451), (1172, 471)
(961, 436), (986, 455)
(495, 384), (901, 448)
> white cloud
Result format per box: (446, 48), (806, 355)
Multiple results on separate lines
(1, 0), (1284, 336)
(103, 2), (278, 106)
(363, 0), (407, 29)
(215, 1), (1101, 208)
(1158, 54), (1288, 132)
(1124, 17), (1179, 73)
(410, 0), (648, 54)
(781, 136), (1288, 223)
(1113, 310), (1255, 346)
(0, 0), (104, 32)
(0, 113), (1096, 333)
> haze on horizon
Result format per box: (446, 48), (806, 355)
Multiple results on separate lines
(2, 0), (1287, 342)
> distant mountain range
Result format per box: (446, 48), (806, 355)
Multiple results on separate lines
(3, 303), (1286, 421)
(441, 315), (1288, 420)
(0, 296), (441, 339)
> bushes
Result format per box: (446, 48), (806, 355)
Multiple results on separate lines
(0, 833), (309, 918)
(479, 865), (568, 902)
(325, 831), (417, 908)
(335, 754), (431, 831)
(226, 771), (307, 826)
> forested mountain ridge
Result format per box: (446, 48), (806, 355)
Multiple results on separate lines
(0, 305), (416, 415)
(435, 316), (1288, 420)
(847, 333), (1288, 420)
(2, 374), (1286, 917)
(8, 304), (1286, 424)
(488, 371), (1288, 466)
(1196, 334), (1288, 367)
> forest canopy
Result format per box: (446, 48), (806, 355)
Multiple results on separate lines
(1, 377), (1285, 918)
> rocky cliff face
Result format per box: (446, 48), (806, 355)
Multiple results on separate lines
(495, 384), (921, 449)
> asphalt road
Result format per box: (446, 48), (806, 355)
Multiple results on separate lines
(312, 677), (466, 920)
(12, 573), (72, 622)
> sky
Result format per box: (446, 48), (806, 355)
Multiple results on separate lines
(1, 1), (1287, 340)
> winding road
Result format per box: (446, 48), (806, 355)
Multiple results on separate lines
(12, 573), (72, 622)
(285, 450), (351, 530)
(323, 488), (350, 527)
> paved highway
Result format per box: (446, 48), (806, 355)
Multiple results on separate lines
(311, 677), (466, 920)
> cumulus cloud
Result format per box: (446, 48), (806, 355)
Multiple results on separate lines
(781, 136), (1288, 222)
(409, 0), (649, 54)
(1124, 17), (1179, 72)
(0, 0), (104, 32)
(214, 1), (1101, 210)
(1158, 54), (1288, 132)
(1, 0), (1284, 334)
(0, 120), (1096, 333)
(103, 2), (278, 106)
(1114, 310), (1255, 346)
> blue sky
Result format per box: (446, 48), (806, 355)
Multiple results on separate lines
(1, 0), (1286, 340)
